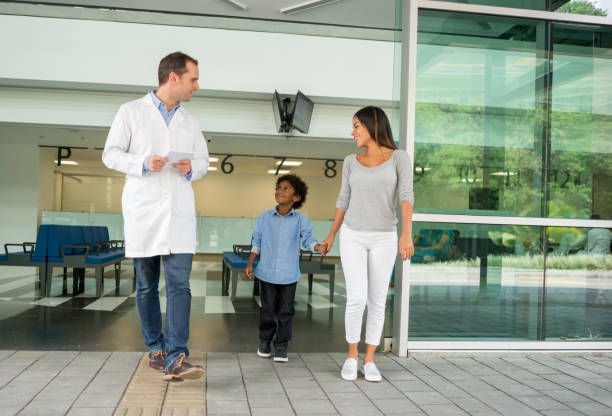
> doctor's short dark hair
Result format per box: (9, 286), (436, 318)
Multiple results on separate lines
(158, 52), (198, 86)
(277, 174), (308, 210)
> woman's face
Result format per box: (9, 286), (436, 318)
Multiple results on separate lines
(352, 117), (372, 148)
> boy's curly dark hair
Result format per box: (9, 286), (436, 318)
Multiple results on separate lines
(276, 174), (308, 210)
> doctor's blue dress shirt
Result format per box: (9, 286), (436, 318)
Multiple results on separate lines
(143, 91), (192, 180)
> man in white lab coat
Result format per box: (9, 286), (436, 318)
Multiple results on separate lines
(103, 52), (209, 381)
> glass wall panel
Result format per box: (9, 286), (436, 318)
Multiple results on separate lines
(549, 23), (612, 220)
(415, 11), (547, 217)
(545, 226), (612, 340)
(427, 0), (547, 11)
(7, 0), (403, 34)
(56, 151), (344, 220)
(554, 1), (610, 17)
(408, 222), (545, 339)
(429, 0), (612, 15)
(62, 174), (123, 213)
(45, 149), (346, 255)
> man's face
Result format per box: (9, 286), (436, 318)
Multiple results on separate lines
(174, 61), (200, 102)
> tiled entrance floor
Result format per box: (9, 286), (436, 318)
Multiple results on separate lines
(1, 350), (612, 415)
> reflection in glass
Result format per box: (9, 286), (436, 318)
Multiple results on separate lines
(428, 0), (547, 10)
(408, 222), (544, 339)
(554, 1), (610, 17)
(549, 24), (612, 220)
(415, 11), (546, 216)
(545, 227), (612, 341)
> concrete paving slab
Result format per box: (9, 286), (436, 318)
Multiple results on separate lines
(290, 399), (336, 415)
(371, 397), (421, 413)
(248, 393), (291, 408)
(2, 351), (612, 415)
(335, 405), (383, 415)
(66, 408), (115, 416)
(251, 408), (295, 416)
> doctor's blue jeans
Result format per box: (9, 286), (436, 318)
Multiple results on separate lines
(134, 253), (193, 369)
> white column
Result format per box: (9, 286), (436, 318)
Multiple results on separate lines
(392, 0), (418, 357)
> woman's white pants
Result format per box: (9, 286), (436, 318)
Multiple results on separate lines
(339, 225), (397, 346)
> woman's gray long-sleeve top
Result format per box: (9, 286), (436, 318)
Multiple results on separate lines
(335, 150), (414, 232)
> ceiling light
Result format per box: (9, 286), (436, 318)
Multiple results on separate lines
(221, 0), (247, 10)
(275, 160), (302, 166)
(281, 0), (342, 14)
(54, 160), (79, 165)
(208, 167), (218, 171)
(268, 169), (290, 174)
(209, 157), (219, 162)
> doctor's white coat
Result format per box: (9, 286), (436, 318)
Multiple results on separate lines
(102, 94), (209, 258)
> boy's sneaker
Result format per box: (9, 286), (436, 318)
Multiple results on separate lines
(273, 346), (288, 362)
(257, 341), (271, 358)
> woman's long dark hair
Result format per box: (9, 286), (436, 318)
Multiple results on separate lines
(354, 106), (397, 150)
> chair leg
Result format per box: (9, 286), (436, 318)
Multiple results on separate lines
(115, 262), (121, 288)
(222, 262), (229, 296)
(308, 274), (313, 295)
(329, 271), (335, 303)
(231, 270), (238, 299)
(95, 267), (103, 297)
(45, 264), (53, 297)
(63, 267), (67, 281)
(79, 268), (85, 294)
(38, 264), (47, 296)
(72, 268), (79, 295)
(253, 277), (260, 297)
(221, 262), (226, 295)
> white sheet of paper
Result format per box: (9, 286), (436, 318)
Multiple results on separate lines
(163, 151), (193, 171)
(164, 151), (193, 164)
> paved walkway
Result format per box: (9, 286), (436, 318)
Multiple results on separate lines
(1, 350), (612, 415)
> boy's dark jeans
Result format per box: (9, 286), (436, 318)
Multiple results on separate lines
(258, 279), (297, 348)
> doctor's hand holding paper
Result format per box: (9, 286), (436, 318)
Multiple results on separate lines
(102, 51), (208, 383)
(172, 159), (192, 176)
(147, 155), (169, 172)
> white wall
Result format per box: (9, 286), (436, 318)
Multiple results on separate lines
(193, 170), (341, 220)
(0, 144), (39, 245)
(0, 87), (397, 142)
(0, 14), (396, 101)
(37, 148), (57, 224)
(57, 164), (342, 221)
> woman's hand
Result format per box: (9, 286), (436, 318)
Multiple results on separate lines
(321, 234), (335, 254)
(314, 243), (327, 256)
(399, 233), (414, 261)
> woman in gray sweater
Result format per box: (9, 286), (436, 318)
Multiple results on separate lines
(322, 106), (414, 382)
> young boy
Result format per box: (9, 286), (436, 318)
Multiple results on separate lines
(245, 174), (326, 362)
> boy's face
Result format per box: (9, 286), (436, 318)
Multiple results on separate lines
(275, 180), (300, 206)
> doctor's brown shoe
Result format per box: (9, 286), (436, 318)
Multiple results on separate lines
(163, 353), (204, 381)
(148, 350), (166, 372)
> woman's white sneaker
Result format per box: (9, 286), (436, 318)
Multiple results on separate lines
(341, 358), (358, 381)
(362, 362), (382, 382)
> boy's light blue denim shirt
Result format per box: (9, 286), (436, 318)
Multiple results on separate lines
(251, 206), (319, 285)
